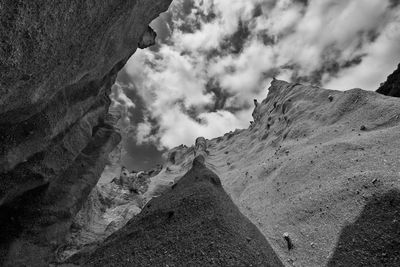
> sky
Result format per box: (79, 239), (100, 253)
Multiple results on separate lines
(111, 0), (400, 171)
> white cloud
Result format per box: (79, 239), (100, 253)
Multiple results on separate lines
(323, 7), (400, 90)
(211, 40), (275, 93)
(157, 106), (250, 148)
(117, 0), (400, 150)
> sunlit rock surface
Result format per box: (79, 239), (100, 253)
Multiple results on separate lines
(85, 78), (400, 266)
(58, 166), (162, 260)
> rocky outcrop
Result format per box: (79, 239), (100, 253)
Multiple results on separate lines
(377, 63), (400, 97)
(57, 164), (163, 260)
(66, 156), (284, 266)
(132, 78), (400, 266)
(0, 0), (172, 266)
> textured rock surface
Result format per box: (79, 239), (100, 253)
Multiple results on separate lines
(58, 165), (162, 260)
(66, 156), (284, 266)
(133, 79), (400, 266)
(0, 0), (172, 266)
(377, 63), (400, 97)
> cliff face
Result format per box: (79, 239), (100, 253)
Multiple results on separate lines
(377, 63), (400, 97)
(0, 0), (172, 266)
(107, 79), (399, 266)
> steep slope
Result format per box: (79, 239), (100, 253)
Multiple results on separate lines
(0, 1), (172, 266)
(66, 156), (284, 267)
(139, 79), (400, 266)
(377, 63), (400, 97)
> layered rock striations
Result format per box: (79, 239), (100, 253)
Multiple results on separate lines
(0, 0), (172, 266)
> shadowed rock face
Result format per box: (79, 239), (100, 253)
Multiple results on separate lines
(327, 189), (400, 266)
(66, 157), (284, 267)
(377, 63), (400, 97)
(0, 0), (172, 266)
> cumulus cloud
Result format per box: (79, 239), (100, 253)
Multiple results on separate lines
(115, 0), (400, 151)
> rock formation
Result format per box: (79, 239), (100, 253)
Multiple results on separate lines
(1, 1), (399, 266)
(65, 156), (284, 266)
(57, 166), (162, 260)
(0, 0), (172, 266)
(377, 63), (400, 97)
(108, 78), (399, 266)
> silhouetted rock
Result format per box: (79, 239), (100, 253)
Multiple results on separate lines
(377, 63), (400, 97)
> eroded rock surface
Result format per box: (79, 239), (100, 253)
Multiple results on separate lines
(136, 78), (400, 266)
(58, 165), (162, 260)
(65, 156), (284, 266)
(0, 0), (172, 266)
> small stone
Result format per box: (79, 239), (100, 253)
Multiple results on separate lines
(311, 242), (316, 248)
(328, 95), (334, 102)
(360, 125), (367, 131)
(372, 178), (378, 184)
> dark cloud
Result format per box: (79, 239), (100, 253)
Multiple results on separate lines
(224, 100), (252, 114)
(220, 20), (251, 54)
(205, 78), (234, 111)
(252, 4), (263, 18)
(389, 0), (400, 8)
(113, 74), (165, 171)
(293, 0), (309, 7)
(257, 31), (275, 46)
(289, 52), (367, 86)
(123, 140), (165, 171)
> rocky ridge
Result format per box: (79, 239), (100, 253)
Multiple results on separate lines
(79, 77), (400, 266)
(64, 74), (400, 266)
(154, 79), (400, 266)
